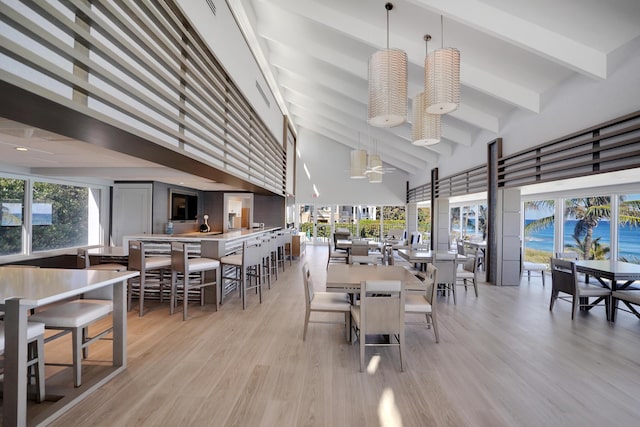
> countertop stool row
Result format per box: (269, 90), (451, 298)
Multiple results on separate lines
(219, 231), (292, 310)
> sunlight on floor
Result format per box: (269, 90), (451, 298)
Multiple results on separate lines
(378, 388), (403, 427)
(367, 353), (381, 374)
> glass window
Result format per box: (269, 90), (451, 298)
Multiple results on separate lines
(478, 203), (487, 240)
(382, 206), (405, 238)
(450, 207), (460, 240)
(32, 181), (89, 252)
(563, 196), (611, 260)
(299, 204), (314, 240)
(618, 193), (640, 264)
(316, 205), (332, 242)
(523, 200), (554, 263)
(418, 205), (431, 235)
(0, 178), (26, 255)
(359, 205), (381, 239)
(336, 205), (356, 236)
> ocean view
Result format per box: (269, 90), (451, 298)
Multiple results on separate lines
(525, 219), (640, 261)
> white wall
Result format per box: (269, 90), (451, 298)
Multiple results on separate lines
(411, 50), (640, 185)
(177, 0), (283, 142)
(296, 129), (408, 205)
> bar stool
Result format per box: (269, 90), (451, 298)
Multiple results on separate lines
(219, 241), (263, 310)
(0, 321), (46, 402)
(127, 240), (172, 316)
(170, 242), (220, 320)
(77, 248), (126, 271)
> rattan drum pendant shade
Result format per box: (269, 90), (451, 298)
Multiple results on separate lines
(412, 91), (441, 145)
(350, 149), (367, 179)
(425, 17), (460, 114)
(368, 3), (407, 128)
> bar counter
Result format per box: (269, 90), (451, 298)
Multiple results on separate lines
(122, 227), (281, 259)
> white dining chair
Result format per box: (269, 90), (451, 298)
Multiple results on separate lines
(351, 280), (406, 372)
(301, 262), (351, 341)
(405, 263), (439, 343)
(434, 253), (458, 304)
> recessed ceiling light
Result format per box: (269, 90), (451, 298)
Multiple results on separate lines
(16, 147), (28, 151)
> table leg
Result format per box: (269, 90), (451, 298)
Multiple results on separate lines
(4, 298), (29, 427)
(112, 279), (127, 368)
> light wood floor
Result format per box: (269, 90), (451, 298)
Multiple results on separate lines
(11, 245), (640, 426)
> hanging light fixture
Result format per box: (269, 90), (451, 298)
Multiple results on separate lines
(367, 138), (383, 183)
(425, 16), (460, 114)
(368, 2), (407, 128)
(367, 153), (383, 183)
(350, 149), (367, 178)
(412, 34), (441, 146)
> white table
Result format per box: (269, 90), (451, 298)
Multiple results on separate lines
(326, 264), (423, 293)
(1, 267), (139, 426)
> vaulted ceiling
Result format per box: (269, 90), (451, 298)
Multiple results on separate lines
(233, 0), (640, 176)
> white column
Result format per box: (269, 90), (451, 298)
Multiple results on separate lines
(496, 188), (522, 286)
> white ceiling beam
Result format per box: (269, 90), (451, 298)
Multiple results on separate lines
(277, 60), (477, 145)
(292, 115), (425, 175)
(289, 105), (433, 168)
(261, 0), (540, 112)
(409, 0), (608, 79)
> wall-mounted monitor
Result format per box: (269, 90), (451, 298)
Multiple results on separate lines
(170, 190), (198, 221)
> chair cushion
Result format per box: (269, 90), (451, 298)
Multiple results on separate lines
(330, 252), (349, 259)
(30, 300), (113, 328)
(577, 284), (611, 297)
(220, 254), (242, 266)
(456, 271), (475, 279)
(523, 262), (546, 271)
(88, 263), (127, 271)
(405, 295), (432, 314)
(612, 290), (640, 304)
(0, 321), (45, 350)
(144, 256), (172, 270)
(187, 257), (220, 272)
(310, 292), (351, 311)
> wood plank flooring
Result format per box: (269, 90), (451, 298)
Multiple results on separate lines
(9, 245), (640, 426)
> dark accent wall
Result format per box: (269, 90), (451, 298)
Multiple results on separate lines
(254, 194), (285, 228)
(203, 192), (225, 232)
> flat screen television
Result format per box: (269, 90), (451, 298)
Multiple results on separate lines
(170, 191), (198, 221)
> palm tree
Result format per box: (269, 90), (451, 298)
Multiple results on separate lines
(525, 196), (640, 261)
(565, 196), (610, 259)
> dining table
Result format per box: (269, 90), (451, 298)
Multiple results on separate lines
(573, 260), (640, 291)
(326, 264), (423, 293)
(1, 267), (139, 427)
(573, 260), (640, 321)
(396, 249), (467, 271)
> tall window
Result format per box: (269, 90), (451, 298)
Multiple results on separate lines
(563, 196), (611, 260)
(0, 178), (26, 256)
(618, 193), (640, 264)
(382, 206), (405, 237)
(32, 182), (89, 251)
(336, 205), (356, 235)
(316, 205), (332, 242)
(359, 206), (381, 239)
(418, 205), (431, 235)
(1, 176), (104, 257)
(523, 200), (555, 263)
(299, 204), (314, 240)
